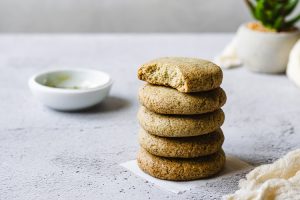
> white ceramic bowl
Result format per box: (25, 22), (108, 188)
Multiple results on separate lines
(236, 24), (300, 73)
(28, 68), (113, 111)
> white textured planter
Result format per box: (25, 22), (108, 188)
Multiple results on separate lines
(236, 24), (300, 73)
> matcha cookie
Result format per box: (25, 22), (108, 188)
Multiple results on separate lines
(137, 148), (226, 181)
(139, 128), (224, 158)
(138, 106), (225, 137)
(138, 57), (223, 93)
(138, 84), (226, 115)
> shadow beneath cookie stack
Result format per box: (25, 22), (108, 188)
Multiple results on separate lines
(136, 57), (227, 181)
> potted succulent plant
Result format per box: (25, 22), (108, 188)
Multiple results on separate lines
(236, 0), (300, 73)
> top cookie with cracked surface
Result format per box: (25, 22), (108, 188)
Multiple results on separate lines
(138, 57), (223, 93)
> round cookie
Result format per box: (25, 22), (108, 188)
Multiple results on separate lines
(138, 106), (225, 137)
(139, 128), (224, 158)
(138, 84), (226, 115)
(138, 57), (223, 93)
(137, 148), (226, 181)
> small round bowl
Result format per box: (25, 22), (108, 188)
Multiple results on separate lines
(28, 68), (113, 111)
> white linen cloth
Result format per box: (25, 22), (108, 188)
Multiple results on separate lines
(287, 40), (300, 88)
(223, 149), (300, 200)
(214, 37), (242, 69)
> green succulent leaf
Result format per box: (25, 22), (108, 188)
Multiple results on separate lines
(273, 4), (285, 19)
(285, 13), (300, 28)
(266, 10), (274, 22)
(284, 0), (299, 16)
(256, 0), (268, 24)
(245, 0), (258, 19)
(244, 0), (300, 31)
(274, 16), (284, 30)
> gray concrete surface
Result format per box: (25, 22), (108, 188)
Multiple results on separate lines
(0, 34), (300, 199)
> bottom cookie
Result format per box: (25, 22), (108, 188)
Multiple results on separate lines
(137, 148), (226, 181)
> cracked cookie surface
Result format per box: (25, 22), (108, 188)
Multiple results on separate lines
(138, 57), (223, 93)
(139, 128), (224, 158)
(138, 106), (225, 137)
(137, 148), (226, 181)
(138, 84), (226, 115)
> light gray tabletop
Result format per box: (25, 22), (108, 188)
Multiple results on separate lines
(1, 34), (300, 200)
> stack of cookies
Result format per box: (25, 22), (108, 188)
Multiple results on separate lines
(136, 57), (227, 181)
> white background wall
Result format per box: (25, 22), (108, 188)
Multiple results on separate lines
(0, 0), (299, 33)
